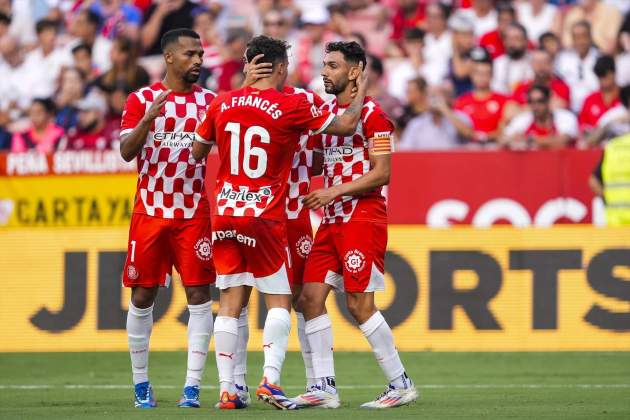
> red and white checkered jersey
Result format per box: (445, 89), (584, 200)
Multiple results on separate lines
(316, 97), (394, 224)
(120, 82), (216, 219)
(283, 86), (326, 220)
(195, 86), (335, 221)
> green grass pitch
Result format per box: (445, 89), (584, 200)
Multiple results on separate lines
(1, 351), (629, 419)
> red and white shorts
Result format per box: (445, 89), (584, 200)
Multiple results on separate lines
(286, 215), (314, 290)
(212, 215), (291, 295)
(123, 213), (215, 288)
(303, 221), (387, 293)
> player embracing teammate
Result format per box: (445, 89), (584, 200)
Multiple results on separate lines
(192, 35), (370, 410)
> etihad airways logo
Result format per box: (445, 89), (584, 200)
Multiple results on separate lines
(152, 132), (195, 148)
(324, 146), (355, 162)
(218, 185), (272, 203)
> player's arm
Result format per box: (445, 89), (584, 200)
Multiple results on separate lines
(303, 135), (392, 210)
(320, 63), (369, 136)
(192, 108), (215, 161)
(120, 90), (170, 162)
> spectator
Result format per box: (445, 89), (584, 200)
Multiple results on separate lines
(193, 8), (221, 70)
(60, 91), (115, 150)
(539, 31), (562, 65)
(0, 108), (11, 150)
(389, 0), (426, 43)
(343, 0), (391, 57)
(90, 0), (142, 40)
(616, 15), (630, 86)
(562, 0), (622, 54)
(69, 9), (112, 73)
(459, 0), (497, 39)
(95, 36), (149, 94)
(447, 13), (476, 97)
(213, 28), (250, 93)
(21, 19), (72, 103)
(587, 85), (630, 145)
(501, 84), (578, 150)
(366, 54), (403, 122)
(396, 77), (428, 133)
(399, 84), (471, 150)
(11, 98), (64, 153)
(72, 43), (99, 84)
(0, 11), (10, 39)
(511, 49), (571, 110)
(454, 48), (508, 144)
(261, 8), (292, 41)
(141, 0), (196, 56)
(492, 23), (533, 94)
(424, 2), (452, 85)
(517, 0), (562, 45)
(290, 7), (337, 88)
(0, 36), (28, 111)
(55, 67), (87, 131)
(556, 21), (600, 112)
(387, 28), (436, 102)
(479, 3), (517, 59)
(579, 55), (620, 130)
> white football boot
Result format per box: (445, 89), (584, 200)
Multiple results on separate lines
(360, 383), (418, 409)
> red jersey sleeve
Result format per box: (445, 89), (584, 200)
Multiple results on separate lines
(120, 93), (145, 136)
(363, 106), (395, 155)
(195, 101), (217, 145)
(292, 96), (335, 135)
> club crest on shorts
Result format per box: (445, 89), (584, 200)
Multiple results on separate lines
(344, 249), (366, 273)
(194, 237), (212, 261)
(295, 235), (313, 258)
(127, 264), (139, 280)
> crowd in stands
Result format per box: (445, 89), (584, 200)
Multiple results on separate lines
(0, 0), (629, 153)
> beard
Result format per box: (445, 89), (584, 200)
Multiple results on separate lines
(324, 78), (348, 95)
(507, 48), (526, 60)
(183, 69), (201, 83)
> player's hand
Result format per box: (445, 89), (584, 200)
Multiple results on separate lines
(302, 188), (338, 210)
(142, 89), (171, 122)
(353, 61), (368, 94)
(243, 54), (273, 86)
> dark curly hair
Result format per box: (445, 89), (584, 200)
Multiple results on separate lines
(245, 35), (290, 68)
(325, 41), (367, 68)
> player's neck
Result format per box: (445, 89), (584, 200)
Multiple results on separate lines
(162, 75), (194, 94)
(336, 86), (355, 107)
(250, 78), (279, 91)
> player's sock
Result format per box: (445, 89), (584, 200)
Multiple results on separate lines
(234, 306), (249, 388)
(262, 307), (291, 385)
(359, 311), (409, 388)
(214, 316), (239, 395)
(184, 300), (213, 388)
(127, 302), (153, 385)
(305, 313), (336, 393)
(296, 312), (316, 388)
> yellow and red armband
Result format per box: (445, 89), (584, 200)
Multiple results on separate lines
(369, 131), (394, 155)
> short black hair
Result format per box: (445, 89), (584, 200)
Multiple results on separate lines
(0, 12), (12, 26)
(325, 41), (367, 68)
(72, 43), (92, 56)
(36, 18), (58, 34)
(507, 22), (528, 39)
(539, 31), (559, 46)
(572, 20), (591, 35)
(594, 55), (616, 78)
(432, 2), (453, 20)
(245, 35), (290, 67)
(528, 84), (551, 101)
(84, 9), (101, 28)
(404, 27), (425, 42)
(160, 28), (201, 52)
(496, 3), (516, 18)
(368, 54), (383, 77)
(32, 98), (56, 115)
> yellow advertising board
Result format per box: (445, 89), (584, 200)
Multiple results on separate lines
(0, 225), (628, 352)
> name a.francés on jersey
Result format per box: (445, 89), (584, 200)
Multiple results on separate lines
(220, 95), (283, 119)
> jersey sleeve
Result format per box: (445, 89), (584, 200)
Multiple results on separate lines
(120, 93), (145, 136)
(195, 102), (217, 145)
(504, 113), (533, 137)
(555, 110), (579, 138)
(364, 107), (395, 155)
(292, 97), (335, 135)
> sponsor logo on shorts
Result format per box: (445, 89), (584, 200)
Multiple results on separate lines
(212, 230), (257, 247)
(127, 264), (139, 280)
(194, 237), (212, 261)
(344, 249), (366, 273)
(295, 235), (313, 258)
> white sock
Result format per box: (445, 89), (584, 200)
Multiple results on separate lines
(185, 300), (213, 388)
(127, 302), (153, 385)
(262, 307), (291, 385)
(234, 306), (249, 389)
(214, 316), (238, 395)
(359, 311), (408, 388)
(305, 313), (336, 391)
(296, 312), (316, 388)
